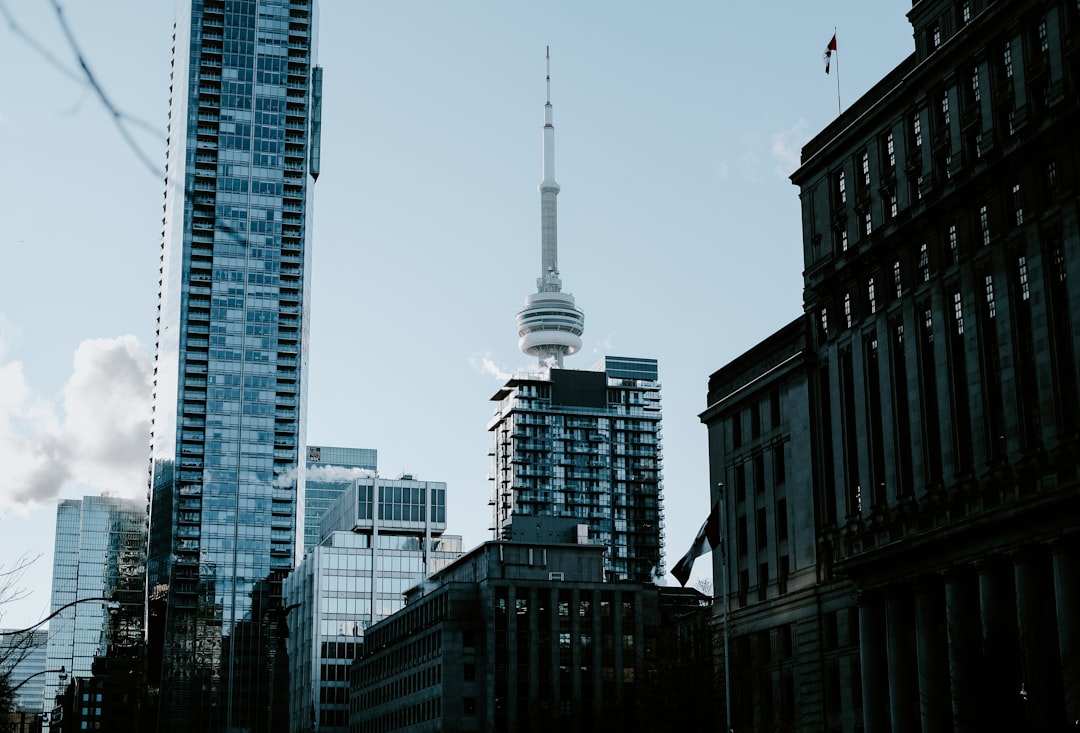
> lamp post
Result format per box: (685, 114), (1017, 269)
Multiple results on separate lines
(0, 598), (121, 638)
(8, 666), (67, 696)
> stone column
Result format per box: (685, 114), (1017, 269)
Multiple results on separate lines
(886, 591), (916, 733)
(1014, 549), (1064, 728)
(916, 577), (950, 733)
(859, 596), (888, 733)
(978, 559), (1022, 729)
(944, 569), (976, 733)
(1052, 542), (1079, 726)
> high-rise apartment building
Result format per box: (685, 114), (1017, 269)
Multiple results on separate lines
(43, 496), (146, 715)
(489, 357), (665, 583)
(145, 0), (322, 728)
(303, 445), (377, 555)
(285, 475), (462, 732)
(490, 53), (665, 583)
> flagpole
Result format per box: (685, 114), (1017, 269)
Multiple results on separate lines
(834, 27), (842, 115)
(720, 485), (732, 733)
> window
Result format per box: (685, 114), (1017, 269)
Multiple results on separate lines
(1004, 43), (1013, 78)
(889, 191), (898, 219)
(820, 307), (829, 338)
(931, 25), (942, 50)
(919, 243), (930, 282)
(962, 2), (971, 24)
(972, 67), (981, 102)
(886, 132), (895, 168)
(861, 151), (870, 187)
(985, 274), (997, 318)
(864, 209), (873, 237)
(941, 89), (951, 125)
(1038, 19), (1048, 52)
(837, 170), (847, 204)
(913, 114), (923, 147)
(953, 292), (965, 335)
(894, 260), (903, 298)
(948, 224), (959, 264)
(1012, 183), (1024, 226)
(757, 507), (768, 548)
(868, 277), (877, 314)
(844, 292), (853, 328)
(979, 204), (990, 245)
(1018, 256), (1030, 300)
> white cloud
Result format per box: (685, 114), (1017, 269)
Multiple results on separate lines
(469, 352), (512, 382)
(772, 119), (809, 179)
(0, 335), (152, 507)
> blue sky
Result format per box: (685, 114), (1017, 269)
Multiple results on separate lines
(0, 1), (914, 629)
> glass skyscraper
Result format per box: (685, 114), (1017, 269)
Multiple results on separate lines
(303, 445), (378, 555)
(43, 496), (146, 714)
(145, 1), (321, 729)
(285, 475), (462, 732)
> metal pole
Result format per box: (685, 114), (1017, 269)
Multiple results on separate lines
(721, 487), (732, 733)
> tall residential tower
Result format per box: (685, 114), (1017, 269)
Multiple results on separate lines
(489, 54), (665, 583)
(145, 1), (322, 729)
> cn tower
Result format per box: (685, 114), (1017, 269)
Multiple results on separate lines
(516, 47), (585, 368)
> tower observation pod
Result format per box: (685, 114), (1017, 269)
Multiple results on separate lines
(516, 47), (585, 368)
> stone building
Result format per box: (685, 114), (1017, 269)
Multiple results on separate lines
(703, 1), (1080, 730)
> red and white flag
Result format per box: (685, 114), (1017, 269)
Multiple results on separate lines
(824, 34), (838, 74)
(671, 502), (722, 587)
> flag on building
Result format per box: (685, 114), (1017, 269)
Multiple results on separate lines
(671, 502), (722, 587)
(824, 34), (837, 74)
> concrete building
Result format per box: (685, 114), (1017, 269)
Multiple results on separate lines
(285, 476), (463, 733)
(144, 0), (322, 728)
(702, 1), (1080, 730)
(43, 496), (145, 720)
(303, 446), (378, 555)
(349, 534), (683, 733)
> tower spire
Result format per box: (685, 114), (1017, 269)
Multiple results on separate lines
(516, 47), (585, 368)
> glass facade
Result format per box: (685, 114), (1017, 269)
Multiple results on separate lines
(489, 356), (665, 582)
(145, 1), (320, 729)
(42, 496), (146, 714)
(284, 476), (462, 732)
(303, 445), (377, 555)
(0, 629), (47, 713)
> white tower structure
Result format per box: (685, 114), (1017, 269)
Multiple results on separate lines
(516, 48), (585, 368)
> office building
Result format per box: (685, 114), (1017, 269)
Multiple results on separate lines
(0, 629), (48, 714)
(491, 53), (665, 583)
(145, 0), (322, 728)
(303, 445), (378, 555)
(284, 475), (462, 732)
(43, 496), (145, 717)
(350, 536), (675, 733)
(701, 1), (1080, 730)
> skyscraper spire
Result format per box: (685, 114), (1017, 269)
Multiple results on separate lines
(516, 47), (585, 368)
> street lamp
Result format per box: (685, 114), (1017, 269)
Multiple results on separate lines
(0, 597), (121, 637)
(8, 666), (67, 695)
